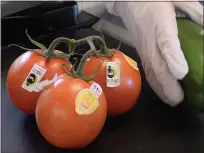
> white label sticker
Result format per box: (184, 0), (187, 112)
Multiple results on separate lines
(89, 82), (103, 98)
(33, 73), (59, 92)
(106, 62), (120, 87)
(21, 64), (47, 92)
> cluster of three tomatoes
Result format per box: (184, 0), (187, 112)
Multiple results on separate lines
(7, 46), (141, 149)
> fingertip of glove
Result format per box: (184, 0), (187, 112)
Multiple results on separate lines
(163, 82), (185, 107)
(168, 99), (183, 107)
(166, 93), (184, 107)
(174, 64), (189, 80)
(170, 57), (189, 80)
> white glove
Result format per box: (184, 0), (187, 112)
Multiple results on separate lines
(105, 1), (203, 106)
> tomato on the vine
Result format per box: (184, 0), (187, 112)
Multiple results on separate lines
(7, 49), (70, 115)
(83, 49), (142, 117)
(7, 31), (73, 115)
(35, 74), (107, 149)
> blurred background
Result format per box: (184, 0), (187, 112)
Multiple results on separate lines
(1, 1), (129, 48)
(2, 1), (204, 48)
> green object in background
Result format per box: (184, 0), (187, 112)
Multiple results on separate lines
(177, 18), (204, 112)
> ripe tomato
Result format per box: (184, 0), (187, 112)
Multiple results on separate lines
(7, 49), (70, 115)
(83, 49), (142, 117)
(35, 75), (107, 149)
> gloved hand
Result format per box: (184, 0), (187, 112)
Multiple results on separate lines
(105, 1), (203, 106)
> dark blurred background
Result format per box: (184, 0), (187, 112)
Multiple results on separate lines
(1, 1), (99, 47)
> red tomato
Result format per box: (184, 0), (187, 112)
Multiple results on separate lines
(35, 75), (107, 149)
(84, 50), (142, 117)
(7, 49), (70, 115)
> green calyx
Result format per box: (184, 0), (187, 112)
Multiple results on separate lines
(8, 29), (70, 60)
(62, 48), (105, 82)
(61, 35), (113, 82)
(62, 58), (104, 82)
(9, 30), (113, 82)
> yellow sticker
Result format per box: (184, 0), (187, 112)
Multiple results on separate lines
(75, 89), (99, 115)
(122, 53), (139, 71)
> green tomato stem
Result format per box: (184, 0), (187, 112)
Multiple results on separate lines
(76, 49), (95, 77)
(10, 30), (68, 59)
(72, 60), (104, 81)
(62, 49), (103, 82)
(73, 35), (113, 80)
(60, 35), (111, 82)
(45, 36), (98, 60)
(8, 44), (47, 57)
(45, 37), (77, 60)
(25, 29), (47, 50)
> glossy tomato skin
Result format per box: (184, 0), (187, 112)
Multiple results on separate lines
(84, 50), (142, 117)
(7, 49), (69, 115)
(35, 75), (107, 149)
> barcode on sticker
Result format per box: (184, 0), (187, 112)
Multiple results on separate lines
(89, 82), (103, 98)
(106, 62), (120, 87)
(21, 64), (47, 92)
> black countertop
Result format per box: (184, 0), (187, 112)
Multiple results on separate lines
(2, 28), (204, 153)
